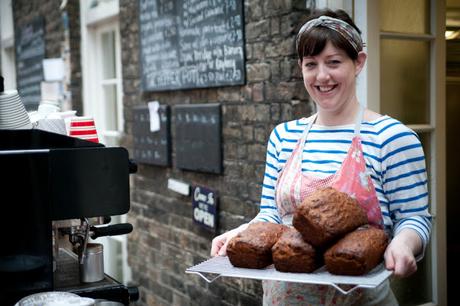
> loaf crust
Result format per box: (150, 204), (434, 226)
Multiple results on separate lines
(293, 187), (368, 248)
(272, 227), (318, 273)
(227, 222), (288, 269)
(324, 226), (389, 275)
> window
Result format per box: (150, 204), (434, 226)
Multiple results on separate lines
(81, 0), (123, 147)
(80, 0), (131, 285)
(354, 0), (446, 304)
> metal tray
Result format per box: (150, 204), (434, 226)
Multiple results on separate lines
(186, 256), (392, 295)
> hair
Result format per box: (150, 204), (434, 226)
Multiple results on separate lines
(296, 9), (362, 61)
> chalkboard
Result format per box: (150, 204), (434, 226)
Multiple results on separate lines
(15, 16), (45, 110)
(133, 105), (171, 166)
(174, 103), (221, 174)
(138, 0), (245, 91)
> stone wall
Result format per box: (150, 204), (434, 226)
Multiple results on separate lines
(12, 0), (82, 114)
(120, 0), (313, 305)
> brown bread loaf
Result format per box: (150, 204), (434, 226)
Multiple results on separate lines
(227, 222), (288, 269)
(293, 187), (368, 248)
(272, 227), (319, 273)
(324, 226), (389, 275)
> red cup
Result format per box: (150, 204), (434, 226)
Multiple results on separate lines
(69, 117), (99, 143)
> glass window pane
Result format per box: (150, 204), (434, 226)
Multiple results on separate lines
(447, 40), (460, 77)
(103, 84), (118, 130)
(101, 31), (116, 79)
(380, 0), (430, 34)
(104, 238), (123, 281)
(380, 39), (430, 124)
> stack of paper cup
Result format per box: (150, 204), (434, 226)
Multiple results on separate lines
(0, 90), (32, 129)
(68, 116), (99, 143)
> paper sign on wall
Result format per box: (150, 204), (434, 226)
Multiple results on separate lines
(147, 101), (160, 132)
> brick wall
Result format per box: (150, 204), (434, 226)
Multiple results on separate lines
(120, 1), (313, 305)
(12, 0), (82, 114)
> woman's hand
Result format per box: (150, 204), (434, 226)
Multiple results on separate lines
(384, 228), (422, 278)
(211, 223), (248, 257)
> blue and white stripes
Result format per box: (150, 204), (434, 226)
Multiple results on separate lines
(253, 115), (432, 250)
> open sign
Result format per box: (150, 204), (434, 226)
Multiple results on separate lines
(192, 186), (218, 232)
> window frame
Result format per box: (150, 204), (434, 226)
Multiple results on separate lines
(354, 0), (447, 305)
(0, 0), (17, 90)
(80, 0), (131, 285)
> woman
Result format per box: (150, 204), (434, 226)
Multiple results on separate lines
(211, 9), (431, 305)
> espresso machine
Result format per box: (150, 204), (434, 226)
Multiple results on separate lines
(0, 129), (139, 305)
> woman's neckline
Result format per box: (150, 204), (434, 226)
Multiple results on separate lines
(300, 114), (388, 128)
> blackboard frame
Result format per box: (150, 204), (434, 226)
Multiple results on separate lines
(132, 104), (171, 167)
(174, 103), (222, 174)
(138, 0), (246, 92)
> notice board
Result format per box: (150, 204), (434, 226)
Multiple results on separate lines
(138, 0), (245, 91)
(174, 103), (221, 174)
(15, 16), (45, 110)
(133, 105), (171, 166)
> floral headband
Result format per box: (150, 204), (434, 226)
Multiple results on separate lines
(296, 15), (364, 52)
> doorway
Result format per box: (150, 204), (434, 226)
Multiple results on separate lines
(446, 0), (460, 304)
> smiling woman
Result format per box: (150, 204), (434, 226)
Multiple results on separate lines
(210, 8), (432, 306)
(299, 41), (366, 124)
(296, 12), (367, 126)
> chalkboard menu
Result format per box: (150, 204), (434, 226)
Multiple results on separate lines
(174, 103), (221, 174)
(138, 0), (245, 91)
(133, 105), (171, 166)
(15, 16), (45, 110)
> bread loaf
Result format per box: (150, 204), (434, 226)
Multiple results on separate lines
(227, 222), (288, 269)
(272, 227), (319, 273)
(293, 187), (368, 248)
(324, 226), (388, 275)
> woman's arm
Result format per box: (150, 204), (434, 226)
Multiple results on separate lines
(380, 120), (432, 276)
(384, 228), (422, 277)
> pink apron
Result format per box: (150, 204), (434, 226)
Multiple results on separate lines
(263, 106), (386, 305)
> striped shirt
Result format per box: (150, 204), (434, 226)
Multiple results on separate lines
(253, 115), (432, 251)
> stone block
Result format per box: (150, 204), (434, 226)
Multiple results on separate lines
(247, 63), (271, 82)
(270, 103), (281, 121)
(242, 125), (254, 142)
(270, 16), (281, 36)
(248, 143), (267, 162)
(254, 104), (271, 122)
(252, 42), (266, 59)
(254, 126), (269, 143)
(245, 20), (270, 41)
(252, 82), (264, 102)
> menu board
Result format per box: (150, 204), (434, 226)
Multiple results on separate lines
(174, 103), (221, 174)
(138, 0), (245, 91)
(15, 16), (45, 110)
(133, 105), (171, 166)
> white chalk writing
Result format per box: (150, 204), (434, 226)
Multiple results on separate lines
(139, 0), (245, 91)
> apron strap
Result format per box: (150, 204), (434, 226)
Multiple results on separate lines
(300, 113), (318, 149)
(301, 104), (364, 153)
(353, 103), (365, 137)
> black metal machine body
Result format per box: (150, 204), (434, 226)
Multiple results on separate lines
(0, 129), (138, 305)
